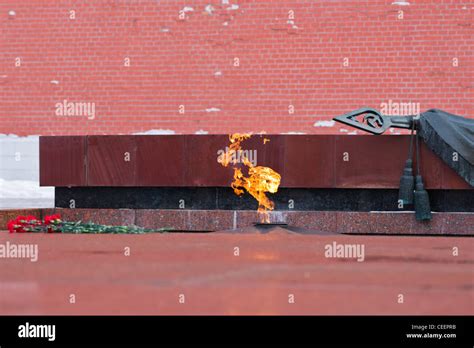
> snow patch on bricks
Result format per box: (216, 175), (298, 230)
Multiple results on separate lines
(133, 129), (176, 135)
(392, 1), (410, 5)
(282, 132), (306, 135)
(182, 6), (194, 12)
(205, 107), (221, 112)
(227, 4), (239, 11)
(389, 128), (403, 135)
(0, 134), (38, 139)
(204, 4), (215, 15)
(313, 120), (335, 128)
(195, 129), (209, 134)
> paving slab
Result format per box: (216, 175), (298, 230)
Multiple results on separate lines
(0, 231), (472, 315)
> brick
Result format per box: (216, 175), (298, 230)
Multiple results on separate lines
(0, 1), (470, 136)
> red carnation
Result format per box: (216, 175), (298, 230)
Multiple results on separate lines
(7, 217), (27, 233)
(7, 220), (18, 233)
(44, 214), (61, 225)
(7, 214), (48, 233)
(26, 215), (40, 224)
(44, 214), (62, 233)
(15, 215), (28, 223)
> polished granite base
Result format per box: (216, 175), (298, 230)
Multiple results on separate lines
(55, 187), (474, 212)
(2, 208), (473, 235)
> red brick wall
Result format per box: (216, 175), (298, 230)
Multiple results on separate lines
(1, 0), (472, 136)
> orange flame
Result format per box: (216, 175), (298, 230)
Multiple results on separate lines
(219, 133), (281, 223)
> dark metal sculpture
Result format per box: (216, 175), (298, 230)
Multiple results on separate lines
(333, 107), (416, 135)
(332, 107), (473, 221)
(333, 107), (431, 221)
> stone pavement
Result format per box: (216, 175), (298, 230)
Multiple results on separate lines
(0, 231), (472, 315)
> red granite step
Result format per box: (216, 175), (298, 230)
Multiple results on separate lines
(2, 209), (472, 235)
